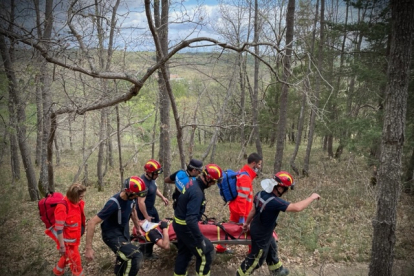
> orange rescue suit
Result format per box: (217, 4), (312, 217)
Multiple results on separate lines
(228, 164), (257, 222)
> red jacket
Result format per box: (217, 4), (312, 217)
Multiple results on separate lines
(46, 197), (85, 246)
(228, 164), (257, 222)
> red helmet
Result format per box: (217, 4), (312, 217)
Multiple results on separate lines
(124, 176), (148, 197)
(144, 159), (163, 174)
(203, 164), (223, 184)
(274, 171), (294, 187)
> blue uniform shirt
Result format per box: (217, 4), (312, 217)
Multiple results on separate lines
(250, 191), (290, 239)
(174, 177), (206, 244)
(97, 193), (136, 240)
(136, 173), (158, 220)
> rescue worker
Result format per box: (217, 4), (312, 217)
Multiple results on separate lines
(216, 153), (262, 254)
(165, 158), (204, 209)
(237, 171), (320, 276)
(46, 183), (86, 276)
(173, 164), (223, 276)
(137, 159), (169, 258)
(85, 176), (146, 276)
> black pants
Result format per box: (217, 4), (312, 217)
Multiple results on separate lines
(173, 221), (215, 276)
(104, 236), (143, 276)
(237, 234), (281, 276)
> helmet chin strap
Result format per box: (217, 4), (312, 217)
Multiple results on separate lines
(275, 185), (288, 197)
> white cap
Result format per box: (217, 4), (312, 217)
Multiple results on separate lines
(141, 219), (159, 232)
(261, 178), (279, 193)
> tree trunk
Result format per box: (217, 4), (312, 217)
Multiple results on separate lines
(97, 108), (106, 191)
(290, 88), (306, 175)
(274, 0), (295, 173)
(35, 74), (42, 166)
(369, 1), (414, 275)
(68, 114), (73, 151)
(8, 87), (20, 182)
(253, 0), (263, 158)
(116, 105), (124, 187)
(239, 52), (247, 154)
(47, 112), (56, 192)
(333, 2), (349, 159)
(303, 0), (323, 177)
(106, 110), (114, 167)
(37, 0), (54, 194)
(54, 130), (60, 166)
(290, 0), (318, 176)
(0, 34), (38, 200)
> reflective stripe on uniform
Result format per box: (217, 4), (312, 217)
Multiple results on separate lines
(196, 247), (207, 276)
(238, 249), (264, 276)
(54, 264), (64, 273)
(174, 216), (187, 225)
(117, 251), (132, 276)
(48, 227), (77, 243)
(268, 260), (283, 271)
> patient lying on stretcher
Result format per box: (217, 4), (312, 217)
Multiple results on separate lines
(132, 219), (277, 247)
(132, 219), (171, 249)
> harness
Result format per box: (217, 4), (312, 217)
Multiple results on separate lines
(255, 192), (276, 222)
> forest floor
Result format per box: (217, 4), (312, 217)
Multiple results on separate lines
(1, 148), (414, 276)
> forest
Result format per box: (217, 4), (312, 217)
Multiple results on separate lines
(0, 0), (413, 275)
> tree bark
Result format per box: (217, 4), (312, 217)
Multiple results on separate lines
(35, 74), (42, 166)
(369, 0), (414, 275)
(116, 105), (124, 187)
(37, 0), (54, 194)
(149, 0), (174, 197)
(274, 0), (295, 173)
(0, 34), (38, 200)
(253, 0), (262, 158)
(97, 107), (106, 191)
(7, 84), (20, 182)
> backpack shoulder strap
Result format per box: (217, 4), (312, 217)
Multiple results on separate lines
(58, 199), (68, 212)
(109, 197), (122, 225)
(255, 192), (275, 213)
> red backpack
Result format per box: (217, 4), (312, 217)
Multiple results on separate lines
(38, 192), (67, 228)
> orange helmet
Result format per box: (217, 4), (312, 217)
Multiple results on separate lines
(124, 176), (147, 197)
(203, 164), (223, 184)
(274, 171), (294, 187)
(144, 159), (163, 174)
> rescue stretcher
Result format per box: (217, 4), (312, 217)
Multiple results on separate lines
(132, 220), (278, 245)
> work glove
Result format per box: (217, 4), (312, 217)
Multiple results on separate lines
(159, 221), (169, 230)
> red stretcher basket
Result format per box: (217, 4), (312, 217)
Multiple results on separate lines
(132, 220), (278, 245)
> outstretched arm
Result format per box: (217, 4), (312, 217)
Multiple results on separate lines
(286, 193), (320, 212)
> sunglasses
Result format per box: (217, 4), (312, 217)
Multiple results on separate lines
(153, 168), (163, 174)
(210, 177), (223, 184)
(130, 190), (148, 197)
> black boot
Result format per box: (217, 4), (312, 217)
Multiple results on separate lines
(271, 266), (289, 276)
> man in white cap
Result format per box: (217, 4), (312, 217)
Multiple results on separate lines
(237, 171), (320, 276)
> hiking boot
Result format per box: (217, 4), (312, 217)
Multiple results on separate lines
(271, 266), (289, 276)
